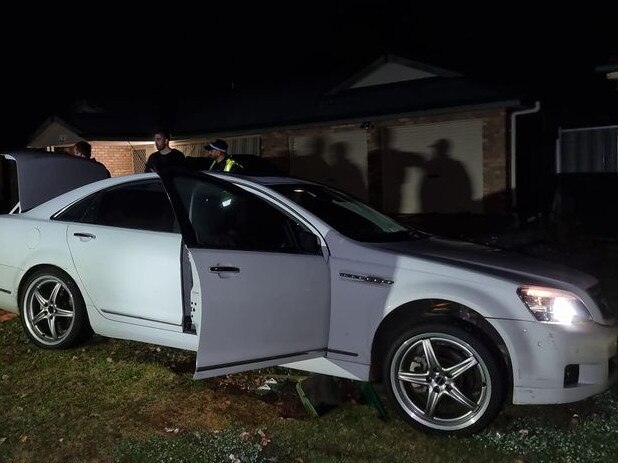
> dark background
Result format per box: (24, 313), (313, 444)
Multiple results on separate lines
(3, 4), (616, 150)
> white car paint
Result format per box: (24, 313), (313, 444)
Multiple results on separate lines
(1, 168), (616, 435)
(66, 223), (184, 326)
(192, 248), (330, 379)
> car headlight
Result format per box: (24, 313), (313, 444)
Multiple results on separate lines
(517, 286), (592, 324)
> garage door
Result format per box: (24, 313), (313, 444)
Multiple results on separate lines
(291, 131), (368, 201)
(382, 120), (483, 214)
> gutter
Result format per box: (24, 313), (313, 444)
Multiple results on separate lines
(510, 101), (541, 206)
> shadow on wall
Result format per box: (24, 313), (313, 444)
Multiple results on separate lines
(383, 130), (474, 214)
(292, 132), (497, 216)
(292, 136), (330, 184)
(327, 142), (365, 199)
(293, 136), (366, 200)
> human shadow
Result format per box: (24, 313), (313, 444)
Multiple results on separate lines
(420, 138), (473, 213)
(291, 136), (331, 184)
(383, 132), (473, 214)
(327, 141), (366, 200)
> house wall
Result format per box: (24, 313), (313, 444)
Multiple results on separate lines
(260, 108), (509, 214)
(80, 108), (510, 214)
(482, 110), (509, 213)
(92, 144), (135, 177)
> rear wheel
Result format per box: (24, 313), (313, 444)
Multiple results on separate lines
(20, 268), (90, 349)
(383, 323), (504, 436)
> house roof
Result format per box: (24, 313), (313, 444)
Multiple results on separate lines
(325, 54), (462, 95)
(28, 55), (527, 145)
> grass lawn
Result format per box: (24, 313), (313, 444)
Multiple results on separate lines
(1, 314), (617, 463)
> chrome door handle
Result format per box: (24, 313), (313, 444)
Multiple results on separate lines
(73, 232), (96, 240)
(209, 266), (240, 273)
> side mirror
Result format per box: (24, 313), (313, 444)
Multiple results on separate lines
(298, 230), (321, 254)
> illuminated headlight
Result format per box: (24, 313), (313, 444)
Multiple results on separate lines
(517, 286), (592, 324)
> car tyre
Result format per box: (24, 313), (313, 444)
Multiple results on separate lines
(20, 267), (91, 349)
(383, 323), (504, 436)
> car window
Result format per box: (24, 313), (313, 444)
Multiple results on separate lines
(171, 176), (318, 253)
(0, 157), (18, 214)
(271, 183), (428, 242)
(54, 180), (179, 233)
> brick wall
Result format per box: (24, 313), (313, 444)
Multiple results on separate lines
(92, 144), (135, 177)
(482, 110), (509, 213)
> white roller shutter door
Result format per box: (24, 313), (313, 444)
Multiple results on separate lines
(291, 131), (368, 201)
(382, 120), (483, 214)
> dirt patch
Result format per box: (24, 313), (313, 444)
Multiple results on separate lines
(208, 376), (310, 419)
(0, 310), (17, 322)
(255, 380), (310, 419)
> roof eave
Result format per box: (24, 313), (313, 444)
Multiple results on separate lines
(178, 99), (524, 139)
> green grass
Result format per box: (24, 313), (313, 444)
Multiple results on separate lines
(1, 316), (617, 463)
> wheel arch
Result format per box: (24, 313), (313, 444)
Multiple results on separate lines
(370, 299), (512, 394)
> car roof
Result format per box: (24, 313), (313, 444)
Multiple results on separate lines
(210, 172), (317, 187)
(185, 153), (283, 176)
(22, 169), (335, 238)
(24, 170), (317, 218)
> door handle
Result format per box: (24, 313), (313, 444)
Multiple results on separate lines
(73, 232), (96, 240)
(209, 266), (240, 273)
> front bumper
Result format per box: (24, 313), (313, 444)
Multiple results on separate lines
(492, 318), (618, 405)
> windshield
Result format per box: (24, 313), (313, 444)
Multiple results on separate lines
(271, 183), (428, 242)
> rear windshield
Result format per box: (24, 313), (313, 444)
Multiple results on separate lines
(0, 157), (18, 214)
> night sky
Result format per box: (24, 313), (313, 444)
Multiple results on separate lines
(3, 5), (616, 150)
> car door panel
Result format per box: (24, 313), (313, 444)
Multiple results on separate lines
(67, 224), (184, 325)
(191, 248), (330, 378)
(158, 170), (331, 378)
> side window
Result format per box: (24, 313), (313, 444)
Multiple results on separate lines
(0, 157), (18, 214)
(173, 176), (318, 253)
(55, 180), (179, 233)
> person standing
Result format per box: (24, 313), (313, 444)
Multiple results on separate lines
(205, 139), (243, 173)
(73, 140), (111, 177)
(144, 129), (185, 173)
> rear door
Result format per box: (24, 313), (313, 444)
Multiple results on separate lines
(62, 179), (185, 326)
(161, 171), (330, 378)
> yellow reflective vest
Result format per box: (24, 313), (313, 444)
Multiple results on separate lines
(223, 157), (242, 172)
(210, 156), (243, 173)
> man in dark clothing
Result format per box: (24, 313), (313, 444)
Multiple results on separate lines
(73, 140), (111, 178)
(205, 139), (243, 173)
(145, 129), (185, 173)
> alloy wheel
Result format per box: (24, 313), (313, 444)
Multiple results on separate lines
(389, 331), (493, 432)
(23, 274), (76, 347)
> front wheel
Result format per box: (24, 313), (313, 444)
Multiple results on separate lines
(20, 268), (90, 349)
(383, 323), (504, 436)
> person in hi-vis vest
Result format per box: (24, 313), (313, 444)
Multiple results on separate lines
(205, 139), (243, 173)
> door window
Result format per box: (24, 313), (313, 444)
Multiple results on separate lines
(55, 180), (179, 233)
(171, 176), (318, 254)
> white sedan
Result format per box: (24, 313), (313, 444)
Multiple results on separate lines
(0, 150), (616, 435)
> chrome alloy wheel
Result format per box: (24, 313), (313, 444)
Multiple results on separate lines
(22, 274), (76, 347)
(389, 332), (492, 432)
